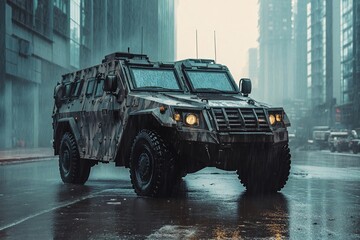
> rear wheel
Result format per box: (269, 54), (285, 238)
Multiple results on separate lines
(237, 144), (291, 194)
(330, 145), (336, 152)
(129, 129), (180, 197)
(59, 132), (91, 184)
(353, 146), (359, 154)
(336, 145), (343, 152)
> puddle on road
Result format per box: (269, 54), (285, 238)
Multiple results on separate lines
(147, 225), (197, 240)
(291, 165), (360, 180)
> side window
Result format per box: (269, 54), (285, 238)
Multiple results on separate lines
(86, 78), (95, 96)
(94, 78), (105, 97)
(63, 82), (72, 99)
(71, 80), (84, 97)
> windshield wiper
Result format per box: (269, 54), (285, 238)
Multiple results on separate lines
(136, 86), (172, 91)
(195, 88), (224, 92)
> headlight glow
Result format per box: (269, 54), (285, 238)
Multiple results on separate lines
(173, 113), (181, 121)
(185, 113), (198, 126)
(275, 114), (282, 122)
(269, 114), (276, 125)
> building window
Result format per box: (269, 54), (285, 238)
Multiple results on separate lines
(54, 0), (68, 36)
(8, 0), (50, 37)
(70, 0), (80, 68)
(7, 0), (34, 29)
(34, 0), (50, 36)
(54, 0), (67, 14)
(80, 0), (91, 48)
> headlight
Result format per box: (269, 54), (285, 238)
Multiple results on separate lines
(268, 111), (285, 127)
(173, 113), (181, 121)
(185, 113), (198, 126)
(173, 109), (202, 127)
(275, 114), (282, 122)
(269, 114), (276, 125)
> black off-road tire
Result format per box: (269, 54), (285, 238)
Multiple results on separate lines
(129, 129), (180, 197)
(330, 145), (336, 152)
(237, 144), (291, 194)
(59, 132), (91, 184)
(336, 146), (343, 152)
(353, 146), (359, 154)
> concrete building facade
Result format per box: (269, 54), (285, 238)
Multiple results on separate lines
(0, 0), (175, 149)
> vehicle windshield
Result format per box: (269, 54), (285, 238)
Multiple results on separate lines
(131, 68), (181, 91)
(186, 70), (236, 92)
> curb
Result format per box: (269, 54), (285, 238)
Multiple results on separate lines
(0, 156), (55, 165)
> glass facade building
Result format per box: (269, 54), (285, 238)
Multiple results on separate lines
(307, 0), (327, 108)
(339, 0), (360, 127)
(247, 48), (260, 100)
(294, 0), (309, 101)
(258, 0), (294, 106)
(341, 0), (353, 104)
(0, 0), (175, 149)
(306, 0), (340, 126)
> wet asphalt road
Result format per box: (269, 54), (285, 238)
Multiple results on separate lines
(0, 150), (359, 239)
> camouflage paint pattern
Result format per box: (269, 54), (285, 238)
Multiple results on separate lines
(52, 53), (290, 172)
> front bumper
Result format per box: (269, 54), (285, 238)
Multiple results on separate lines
(175, 128), (289, 172)
(177, 127), (288, 144)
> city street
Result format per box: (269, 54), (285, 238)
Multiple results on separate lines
(1, 1), (359, 239)
(0, 150), (359, 239)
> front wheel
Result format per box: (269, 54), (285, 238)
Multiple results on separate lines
(237, 144), (291, 194)
(129, 129), (180, 197)
(59, 132), (91, 184)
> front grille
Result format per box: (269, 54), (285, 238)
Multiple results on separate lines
(211, 107), (270, 132)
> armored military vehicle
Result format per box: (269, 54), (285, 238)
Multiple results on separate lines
(52, 52), (291, 197)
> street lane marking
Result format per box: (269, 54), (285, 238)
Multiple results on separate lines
(0, 190), (106, 232)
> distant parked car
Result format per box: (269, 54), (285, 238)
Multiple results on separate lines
(328, 132), (350, 152)
(349, 130), (360, 154)
(312, 126), (330, 149)
(349, 139), (360, 154)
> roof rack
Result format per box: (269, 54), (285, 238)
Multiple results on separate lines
(178, 58), (220, 69)
(102, 52), (149, 63)
(185, 59), (215, 64)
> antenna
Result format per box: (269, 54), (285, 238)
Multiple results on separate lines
(214, 30), (217, 62)
(141, 26), (144, 54)
(196, 29), (198, 58)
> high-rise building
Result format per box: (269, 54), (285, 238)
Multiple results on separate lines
(0, 0), (175, 149)
(306, 0), (340, 126)
(121, 0), (175, 62)
(88, 0), (175, 67)
(247, 48), (259, 99)
(294, 0), (308, 101)
(258, 0), (294, 105)
(338, 0), (360, 128)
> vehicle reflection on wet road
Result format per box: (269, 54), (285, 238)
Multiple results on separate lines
(0, 150), (359, 239)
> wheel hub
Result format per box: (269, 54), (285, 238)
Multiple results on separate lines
(61, 149), (70, 174)
(138, 153), (151, 182)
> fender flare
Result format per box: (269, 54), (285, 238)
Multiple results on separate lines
(115, 112), (164, 167)
(54, 118), (81, 155)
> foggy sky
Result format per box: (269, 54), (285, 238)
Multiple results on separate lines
(176, 0), (259, 81)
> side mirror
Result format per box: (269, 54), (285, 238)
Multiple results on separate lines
(104, 74), (118, 93)
(54, 84), (65, 108)
(239, 78), (252, 97)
